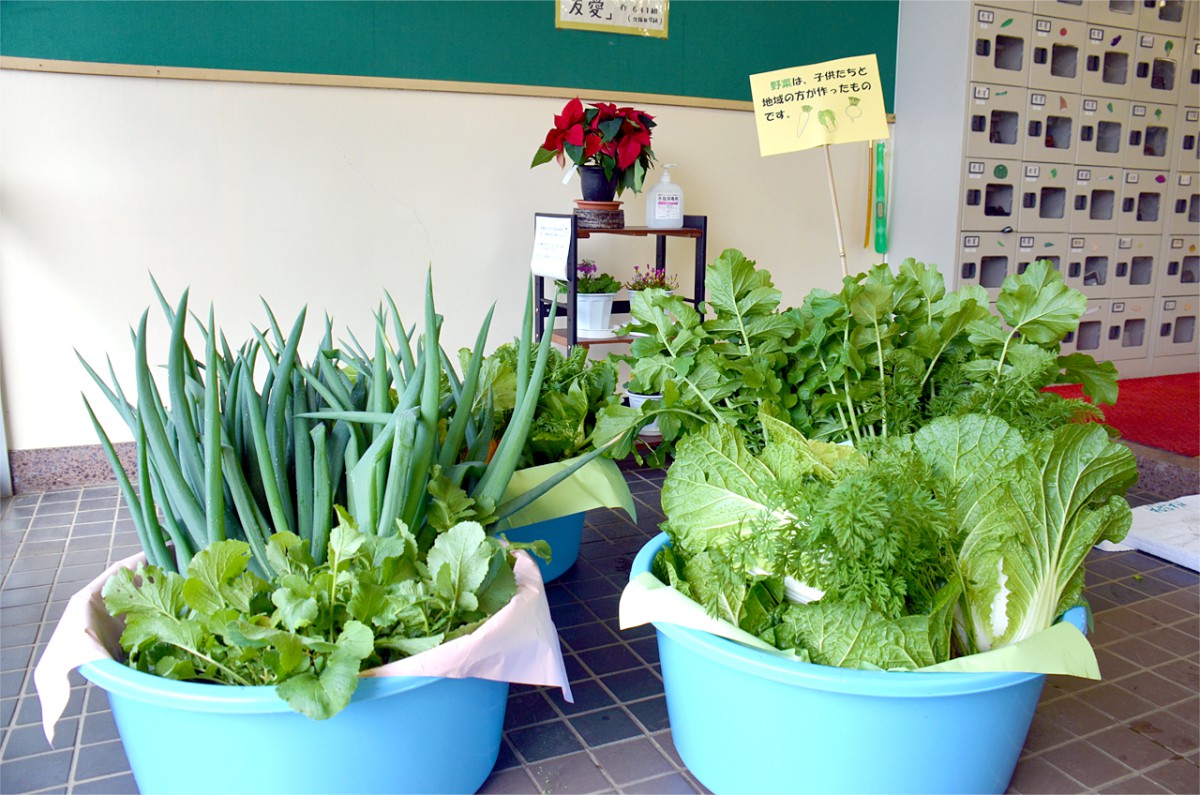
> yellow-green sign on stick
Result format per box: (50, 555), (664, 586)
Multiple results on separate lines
(749, 53), (889, 155)
(749, 54), (890, 277)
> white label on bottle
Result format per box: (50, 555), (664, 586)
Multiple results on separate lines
(655, 192), (683, 220)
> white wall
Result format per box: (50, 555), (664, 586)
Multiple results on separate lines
(0, 68), (884, 450)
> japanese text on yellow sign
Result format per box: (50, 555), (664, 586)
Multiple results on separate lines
(557, 0), (668, 38)
(749, 54), (889, 157)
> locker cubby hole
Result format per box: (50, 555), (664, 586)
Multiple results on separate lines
(1143, 126), (1168, 157)
(1040, 187), (1067, 218)
(1084, 256), (1109, 286)
(984, 184), (1014, 216)
(1130, 256), (1154, 285)
(1152, 0), (1184, 22)
(1076, 320), (1102, 350)
(994, 35), (1025, 72)
(980, 256), (1009, 288)
(989, 110), (1020, 144)
(1175, 316), (1196, 344)
(1109, 0), (1135, 11)
(1096, 121), (1122, 153)
(1136, 192), (1160, 223)
(1189, 195), (1199, 224)
(1045, 116), (1072, 149)
(1151, 59), (1176, 91)
(1051, 44), (1078, 78)
(1089, 190), (1115, 220)
(1183, 256), (1199, 283)
(1122, 318), (1146, 348)
(1103, 52), (1129, 86)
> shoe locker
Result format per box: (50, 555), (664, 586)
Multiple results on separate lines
(897, 0), (1199, 378)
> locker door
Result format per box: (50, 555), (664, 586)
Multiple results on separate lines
(1152, 297), (1199, 358)
(1078, 96), (1131, 167)
(1061, 299), (1109, 356)
(971, 7), (1034, 86)
(1161, 235), (1200, 297)
(1174, 106), (1199, 174)
(957, 232), (1017, 299)
(1131, 32), (1183, 104)
(1117, 169), (1168, 235)
(1082, 23), (1137, 99)
(1124, 102), (1177, 170)
(1184, 40), (1200, 115)
(1112, 235), (1161, 297)
(1166, 175), (1199, 236)
(1066, 234), (1116, 299)
(964, 84), (1028, 159)
(1024, 90), (1080, 163)
(1034, 0), (1089, 22)
(1028, 15), (1086, 93)
(961, 158), (1022, 231)
(1086, 0), (1143, 30)
(1015, 233), (1069, 277)
(1069, 165), (1123, 233)
(1135, 0), (1193, 37)
(1103, 298), (1153, 361)
(1017, 163), (1073, 232)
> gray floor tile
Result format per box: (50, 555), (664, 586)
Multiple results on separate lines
(0, 749), (74, 792)
(73, 740), (130, 780)
(527, 751), (610, 794)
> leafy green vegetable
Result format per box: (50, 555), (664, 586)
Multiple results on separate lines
(913, 417), (1136, 653)
(599, 249), (799, 463)
(787, 259), (1112, 445)
(472, 341), (618, 466)
(103, 515), (518, 720)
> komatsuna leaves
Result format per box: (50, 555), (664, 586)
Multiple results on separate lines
(275, 620), (373, 720)
(995, 260), (1087, 345)
(181, 540), (256, 615)
(426, 521), (491, 613)
(1056, 352), (1119, 406)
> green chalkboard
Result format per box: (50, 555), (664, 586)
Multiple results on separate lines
(0, 1), (898, 109)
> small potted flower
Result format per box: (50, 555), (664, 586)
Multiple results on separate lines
(558, 258), (622, 333)
(531, 97), (657, 201)
(624, 264), (679, 295)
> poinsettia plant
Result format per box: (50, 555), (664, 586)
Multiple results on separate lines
(531, 97), (657, 195)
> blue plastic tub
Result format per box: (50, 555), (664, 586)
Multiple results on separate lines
(632, 533), (1076, 795)
(80, 659), (508, 794)
(502, 511), (585, 582)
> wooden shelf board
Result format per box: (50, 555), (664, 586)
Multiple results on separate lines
(576, 226), (702, 239)
(550, 330), (635, 347)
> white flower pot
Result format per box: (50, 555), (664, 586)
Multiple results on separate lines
(627, 390), (663, 436)
(576, 292), (617, 331)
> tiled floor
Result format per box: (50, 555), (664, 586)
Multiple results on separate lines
(0, 457), (1197, 795)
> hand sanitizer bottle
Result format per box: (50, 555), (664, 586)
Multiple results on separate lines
(645, 163), (684, 229)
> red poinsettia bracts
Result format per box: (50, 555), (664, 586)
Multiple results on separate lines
(531, 98), (657, 196)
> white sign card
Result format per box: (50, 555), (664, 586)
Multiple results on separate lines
(530, 216), (573, 280)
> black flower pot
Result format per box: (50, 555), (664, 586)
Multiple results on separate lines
(579, 165), (618, 202)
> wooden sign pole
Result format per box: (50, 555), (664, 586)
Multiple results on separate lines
(823, 144), (849, 278)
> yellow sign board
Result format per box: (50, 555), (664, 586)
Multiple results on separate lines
(749, 54), (889, 157)
(556, 0), (668, 38)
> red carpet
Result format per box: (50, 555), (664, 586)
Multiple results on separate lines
(1046, 372), (1200, 458)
